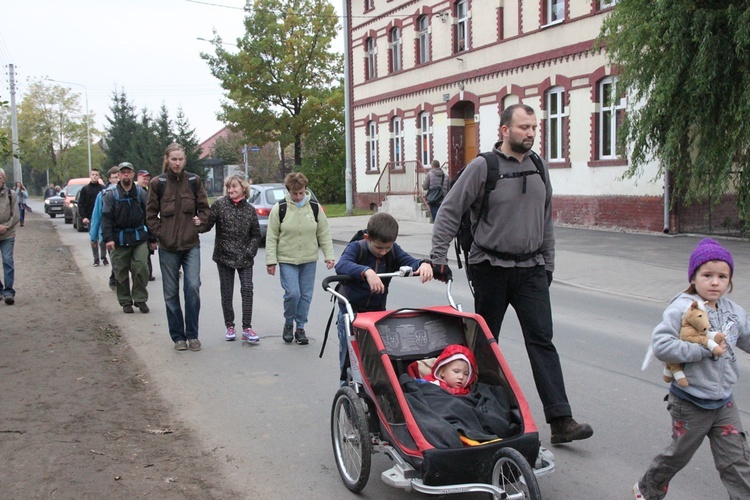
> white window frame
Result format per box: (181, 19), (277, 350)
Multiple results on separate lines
(391, 117), (403, 164)
(365, 0), (374, 11)
(547, 0), (564, 25)
(600, 0), (618, 8)
(599, 76), (625, 159)
(456, 0), (469, 52)
(365, 38), (376, 80)
(419, 112), (431, 167)
(368, 121), (378, 171)
(418, 16), (430, 64)
(390, 27), (402, 72)
(546, 87), (564, 161)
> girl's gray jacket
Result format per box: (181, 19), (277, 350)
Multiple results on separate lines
(653, 292), (750, 401)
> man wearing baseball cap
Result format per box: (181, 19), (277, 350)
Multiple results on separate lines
(101, 162), (154, 313)
(137, 170), (151, 189)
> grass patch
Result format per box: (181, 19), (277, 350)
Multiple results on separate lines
(323, 203), (374, 218)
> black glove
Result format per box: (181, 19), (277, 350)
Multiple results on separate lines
(433, 264), (453, 283)
(546, 270), (553, 286)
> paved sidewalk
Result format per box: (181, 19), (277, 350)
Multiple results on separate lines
(326, 216), (750, 308)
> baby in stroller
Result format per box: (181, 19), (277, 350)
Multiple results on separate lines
(401, 344), (521, 448)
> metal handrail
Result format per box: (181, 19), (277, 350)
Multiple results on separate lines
(373, 160), (424, 208)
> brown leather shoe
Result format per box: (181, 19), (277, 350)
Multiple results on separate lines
(550, 416), (593, 444)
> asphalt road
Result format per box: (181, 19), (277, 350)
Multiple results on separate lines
(34, 200), (750, 499)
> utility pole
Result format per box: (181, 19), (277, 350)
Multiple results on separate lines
(8, 64), (22, 185)
(342, 0), (353, 215)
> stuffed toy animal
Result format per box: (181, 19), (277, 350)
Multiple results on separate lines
(663, 300), (725, 387)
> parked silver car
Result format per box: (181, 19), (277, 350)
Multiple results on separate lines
(248, 183), (322, 244)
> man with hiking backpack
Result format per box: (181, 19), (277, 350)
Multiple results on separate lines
(101, 162), (154, 314)
(429, 104), (593, 445)
(146, 143), (210, 352)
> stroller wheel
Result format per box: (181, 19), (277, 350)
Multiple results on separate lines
(488, 447), (541, 500)
(331, 386), (372, 493)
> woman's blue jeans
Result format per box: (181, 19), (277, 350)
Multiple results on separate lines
(279, 262), (316, 329)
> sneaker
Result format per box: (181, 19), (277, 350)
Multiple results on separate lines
(135, 302), (149, 313)
(149, 276), (156, 281)
(282, 324), (294, 343)
(188, 339), (202, 351)
(633, 482), (644, 500)
(93, 261), (100, 267)
(123, 304), (134, 314)
(294, 328), (309, 345)
(242, 328), (259, 343)
(109, 281), (117, 291)
(174, 340), (188, 351)
(550, 416), (593, 444)
(225, 326), (236, 341)
(4, 296), (14, 305)
(103, 259), (109, 266)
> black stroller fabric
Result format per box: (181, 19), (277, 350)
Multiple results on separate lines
(400, 374), (521, 448)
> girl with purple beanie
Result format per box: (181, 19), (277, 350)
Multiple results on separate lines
(634, 238), (750, 499)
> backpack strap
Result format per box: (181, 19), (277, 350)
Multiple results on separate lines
(278, 198), (319, 224)
(157, 173), (198, 200)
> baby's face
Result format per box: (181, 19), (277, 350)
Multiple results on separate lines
(440, 360), (470, 389)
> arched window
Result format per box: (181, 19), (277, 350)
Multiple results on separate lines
(365, 37), (376, 80)
(417, 16), (430, 64)
(389, 27), (402, 72)
(367, 121), (379, 171)
(455, 0), (469, 52)
(419, 112), (431, 166)
(546, 87), (565, 161)
(391, 117), (403, 164)
(599, 76), (624, 159)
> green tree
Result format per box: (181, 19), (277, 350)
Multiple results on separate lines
(103, 89), (138, 168)
(299, 85), (344, 203)
(16, 80), (100, 187)
(174, 107), (204, 176)
(0, 99), (11, 160)
(600, 1), (750, 219)
(202, 0), (342, 168)
(210, 128), (245, 165)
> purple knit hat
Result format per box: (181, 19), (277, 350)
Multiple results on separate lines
(688, 238), (734, 281)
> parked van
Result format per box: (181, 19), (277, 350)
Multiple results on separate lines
(62, 178), (90, 224)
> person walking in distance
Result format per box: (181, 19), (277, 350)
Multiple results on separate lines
(0, 169), (20, 304)
(146, 143), (209, 352)
(422, 160), (449, 223)
(77, 168), (106, 266)
(266, 172), (335, 345)
(89, 166), (120, 279)
(429, 104), (593, 445)
(136, 170), (155, 281)
(202, 175), (261, 343)
(101, 162), (153, 314)
(14, 182), (28, 227)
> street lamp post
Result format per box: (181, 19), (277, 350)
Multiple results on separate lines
(47, 78), (92, 174)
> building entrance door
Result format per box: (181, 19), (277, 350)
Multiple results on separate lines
(464, 119), (477, 164)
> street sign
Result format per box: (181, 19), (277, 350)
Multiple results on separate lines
(249, 146), (261, 152)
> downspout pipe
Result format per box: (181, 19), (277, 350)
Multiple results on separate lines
(663, 165), (670, 234)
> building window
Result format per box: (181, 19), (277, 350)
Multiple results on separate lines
(547, 0), (564, 24)
(419, 112), (431, 167)
(365, 37), (376, 80)
(417, 16), (430, 64)
(389, 28), (402, 72)
(391, 117), (403, 164)
(364, 0), (374, 12)
(600, 0), (618, 8)
(455, 0), (469, 52)
(546, 87), (565, 161)
(599, 77), (624, 159)
(367, 121), (378, 171)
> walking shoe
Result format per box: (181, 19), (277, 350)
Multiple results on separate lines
(103, 259), (109, 266)
(93, 260), (100, 267)
(225, 326), (236, 341)
(109, 280), (117, 291)
(294, 328), (309, 345)
(4, 296), (14, 305)
(149, 276), (156, 281)
(242, 328), (259, 343)
(282, 324), (294, 343)
(174, 340), (188, 351)
(123, 304), (134, 314)
(550, 416), (593, 444)
(633, 482), (645, 500)
(135, 302), (149, 313)
(188, 339), (202, 351)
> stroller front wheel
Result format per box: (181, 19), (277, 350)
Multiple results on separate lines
(331, 386), (372, 493)
(488, 447), (541, 500)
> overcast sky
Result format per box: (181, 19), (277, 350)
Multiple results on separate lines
(0, 0), (344, 145)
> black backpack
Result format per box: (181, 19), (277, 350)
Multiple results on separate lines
(278, 199), (320, 224)
(452, 151), (546, 290)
